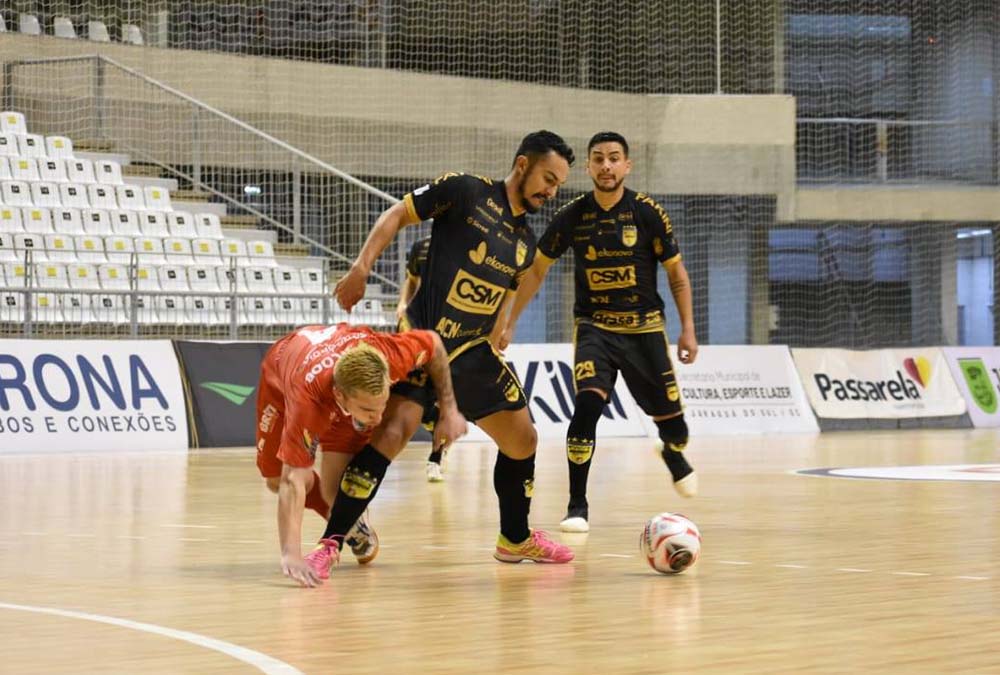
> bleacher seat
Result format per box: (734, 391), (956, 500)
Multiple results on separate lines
(246, 240), (278, 267)
(123, 23), (144, 46)
(10, 158), (40, 182)
(133, 236), (166, 265)
(74, 235), (106, 264)
(300, 268), (324, 293)
(87, 184), (118, 210)
(111, 210), (141, 237)
(52, 208), (84, 235)
(274, 266), (304, 293)
(300, 297), (324, 324)
(139, 211), (169, 237)
(17, 134), (46, 158)
(43, 233), (75, 262)
(0, 233), (18, 262)
(45, 136), (73, 159)
(87, 21), (110, 43)
(184, 296), (223, 325)
(167, 212), (196, 238)
(82, 209), (112, 236)
(191, 238), (223, 265)
(30, 292), (62, 323)
(19, 14), (41, 36)
(0, 157), (10, 180)
(158, 265), (190, 292)
(67, 263), (99, 290)
(22, 208), (53, 235)
(2, 181), (33, 207)
(163, 237), (194, 265)
(14, 233), (46, 261)
(35, 261), (68, 288)
(216, 266), (248, 292)
(0, 134), (17, 157)
(187, 265), (221, 292)
(94, 160), (123, 185)
(97, 263), (129, 289)
(2, 262), (29, 286)
(0, 292), (23, 322)
(154, 296), (187, 324)
(0, 207), (24, 233)
(134, 265), (160, 291)
(30, 183), (61, 208)
(66, 158), (97, 184)
(0, 112), (27, 135)
(242, 297), (272, 324)
(53, 17), (77, 39)
(195, 213), (224, 239)
(116, 185), (145, 211)
(245, 267), (277, 294)
(143, 186), (171, 211)
(103, 235), (134, 263)
(271, 297), (300, 325)
(62, 293), (95, 324)
(92, 293), (128, 324)
(39, 158), (69, 183)
(220, 238), (247, 263)
(59, 183), (89, 208)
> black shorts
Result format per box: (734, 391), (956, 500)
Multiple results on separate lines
(392, 340), (527, 422)
(573, 322), (683, 419)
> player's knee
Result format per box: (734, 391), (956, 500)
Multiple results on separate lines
(371, 415), (417, 458)
(655, 416), (688, 452)
(264, 476), (281, 494)
(504, 421), (537, 459)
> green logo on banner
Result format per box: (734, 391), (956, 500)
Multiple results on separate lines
(959, 358), (997, 414)
(200, 382), (256, 406)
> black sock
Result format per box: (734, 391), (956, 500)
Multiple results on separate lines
(493, 451), (534, 543)
(320, 444), (391, 541)
(656, 417), (693, 482)
(427, 449), (443, 463)
(565, 390), (605, 518)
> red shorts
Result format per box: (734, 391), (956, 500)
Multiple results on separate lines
(254, 358), (372, 479)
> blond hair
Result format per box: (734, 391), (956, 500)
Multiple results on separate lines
(334, 342), (389, 397)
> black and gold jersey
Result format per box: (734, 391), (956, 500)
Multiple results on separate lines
(537, 188), (680, 335)
(402, 173), (536, 355)
(405, 235), (432, 279)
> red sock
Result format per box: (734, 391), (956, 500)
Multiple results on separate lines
(304, 471), (330, 519)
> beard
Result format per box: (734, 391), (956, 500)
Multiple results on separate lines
(517, 174), (542, 214)
(592, 174), (625, 193)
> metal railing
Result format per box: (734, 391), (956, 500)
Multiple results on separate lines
(2, 54), (402, 290)
(796, 117), (998, 185)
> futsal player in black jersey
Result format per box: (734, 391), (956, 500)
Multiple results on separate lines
(396, 235), (447, 482)
(308, 131), (577, 571)
(499, 131), (699, 533)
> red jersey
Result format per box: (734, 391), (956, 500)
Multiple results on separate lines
(256, 324), (435, 473)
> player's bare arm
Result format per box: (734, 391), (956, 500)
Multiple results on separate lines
(664, 258), (698, 364)
(497, 254), (555, 351)
(277, 463), (322, 587)
(423, 332), (468, 449)
(336, 201), (420, 311)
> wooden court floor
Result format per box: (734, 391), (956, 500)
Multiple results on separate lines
(1, 429), (998, 674)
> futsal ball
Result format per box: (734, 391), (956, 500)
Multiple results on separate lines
(640, 512), (701, 574)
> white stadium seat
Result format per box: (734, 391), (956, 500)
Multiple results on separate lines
(30, 183), (61, 208)
(61, 292), (95, 324)
(0, 157), (10, 181)
(81, 209), (113, 236)
(187, 265), (221, 292)
(167, 212), (196, 238)
(241, 297), (272, 324)
(115, 184), (145, 211)
(52, 208), (85, 235)
(67, 263), (100, 289)
(17, 134), (46, 159)
(35, 261), (68, 288)
(195, 213), (224, 239)
(66, 158), (97, 184)
(300, 268), (324, 293)
(92, 293), (128, 324)
(139, 211), (169, 238)
(21, 207), (53, 235)
(74, 235), (106, 264)
(45, 136), (74, 159)
(216, 266), (248, 293)
(103, 235), (134, 263)
(157, 265), (190, 292)
(274, 266), (305, 293)
(0, 233), (18, 262)
(2, 181), (33, 207)
(143, 185), (172, 211)
(0, 291), (24, 322)
(246, 239), (278, 267)
(87, 184), (118, 210)
(110, 210), (141, 237)
(38, 158), (69, 183)
(87, 21), (110, 43)
(30, 292), (62, 323)
(2, 262), (29, 286)
(43, 233), (75, 262)
(184, 296), (224, 325)
(163, 237), (195, 265)
(271, 297), (300, 325)
(97, 263), (129, 289)
(53, 17), (77, 39)
(10, 157), (40, 182)
(220, 238), (247, 263)
(19, 14), (42, 37)
(134, 264), (161, 291)
(245, 266), (277, 294)
(58, 183), (90, 208)
(191, 238), (223, 266)
(0, 207), (24, 233)
(123, 23), (144, 46)
(94, 160), (123, 185)
(133, 236), (166, 265)
(0, 134), (17, 157)
(154, 296), (187, 324)
(14, 233), (46, 261)
(0, 112), (27, 135)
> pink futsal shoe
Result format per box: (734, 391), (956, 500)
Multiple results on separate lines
(304, 538), (341, 580)
(494, 529), (575, 564)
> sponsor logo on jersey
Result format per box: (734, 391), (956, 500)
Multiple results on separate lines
(485, 255), (517, 277)
(259, 403), (278, 433)
(446, 269), (506, 315)
(486, 197), (504, 217)
(621, 224), (637, 247)
(516, 240), (527, 267)
(468, 241), (487, 264)
(592, 310), (641, 328)
(585, 245), (632, 260)
(653, 237), (664, 257)
(586, 265), (636, 291)
(582, 212), (597, 221)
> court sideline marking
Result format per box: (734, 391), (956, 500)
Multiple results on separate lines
(0, 602), (303, 675)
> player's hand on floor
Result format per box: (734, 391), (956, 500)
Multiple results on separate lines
(677, 328), (699, 364)
(281, 555), (322, 588)
(433, 407), (468, 451)
(334, 265), (367, 312)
